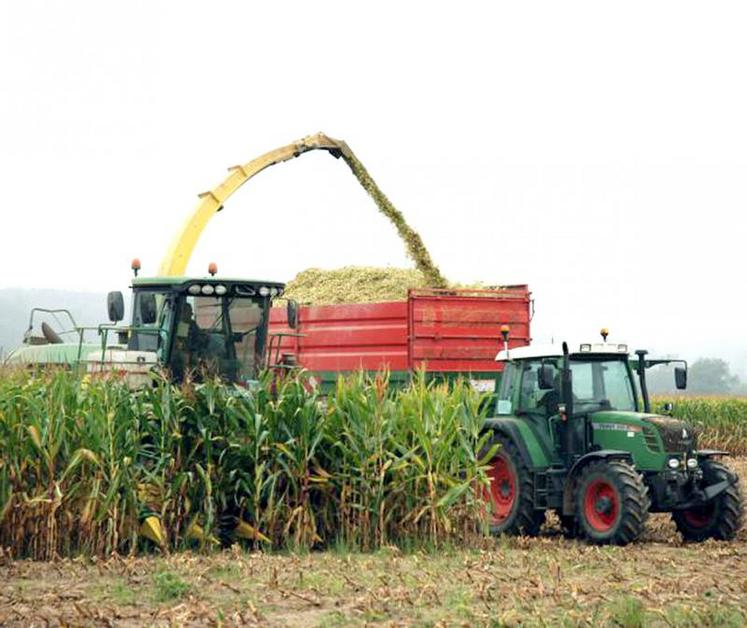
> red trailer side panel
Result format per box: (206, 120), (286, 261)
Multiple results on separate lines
(268, 286), (531, 375)
(408, 287), (531, 372)
(268, 301), (409, 372)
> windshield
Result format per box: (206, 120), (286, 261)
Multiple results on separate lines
(570, 358), (637, 412)
(173, 295), (268, 382)
(128, 289), (270, 383)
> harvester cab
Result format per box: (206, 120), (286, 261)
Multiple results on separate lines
(482, 329), (743, 545)
(7, 261), (298, 387)
(98, 262), (294, 385)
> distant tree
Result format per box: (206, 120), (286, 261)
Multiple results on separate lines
(689, 358), (740, 394)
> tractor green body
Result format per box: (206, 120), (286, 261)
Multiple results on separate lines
(484, 343), (738, 518)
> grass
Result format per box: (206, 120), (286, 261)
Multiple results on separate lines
(109, 581), (138, 605)
(608, 596), (645, 628)
(153, 570), (191, 602)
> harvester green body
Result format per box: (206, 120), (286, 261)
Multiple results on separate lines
(482, 337), (744, 544)
(6, 274), (294, 386)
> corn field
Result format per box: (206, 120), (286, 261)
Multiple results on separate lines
(0, 368), (493, 559)
(652, 395), (747, 455)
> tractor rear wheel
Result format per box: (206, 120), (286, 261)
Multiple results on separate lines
(482, 434), (543, 536)
(574, 460), (649, 545)
(672, 460), (744, 542)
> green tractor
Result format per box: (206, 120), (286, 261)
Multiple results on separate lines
(482, 330), (744, 545)
(6, 261), (298, 386)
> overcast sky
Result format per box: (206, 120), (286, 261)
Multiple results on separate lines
(1, 1), (746, 373)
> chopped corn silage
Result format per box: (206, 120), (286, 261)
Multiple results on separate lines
(338, 147), (448, 289)
(282, 266), (484, 305)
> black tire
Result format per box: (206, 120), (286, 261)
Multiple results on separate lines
(672, 460), (744, 542)
(481, 434), (543, 536)
(574, 460), (649, 545)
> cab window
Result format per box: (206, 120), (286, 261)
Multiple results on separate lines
(518, 360), (560, 416)
(496, 363), (516, 414)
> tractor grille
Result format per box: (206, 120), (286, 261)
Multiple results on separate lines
(643, 416), (696, 453)
(642, 424), (662, 453)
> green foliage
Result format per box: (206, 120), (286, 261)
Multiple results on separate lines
(0, 367), (491, 558)
(153, 570), (191, 602)
(607, 596), (646, 628)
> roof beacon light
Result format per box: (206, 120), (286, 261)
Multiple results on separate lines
(500, 325), (510, 355)
(601, 328), (609, 342)
(208, 262), (218, 277)
(131, 258), (141, 277)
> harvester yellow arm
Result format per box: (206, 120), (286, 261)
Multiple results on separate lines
(159, 132), (447, 288)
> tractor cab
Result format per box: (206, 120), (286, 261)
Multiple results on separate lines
(481, 330), (743, 545)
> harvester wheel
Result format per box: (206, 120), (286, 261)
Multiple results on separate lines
(672, 460), (744, 542)
(482, 434), (543, 536)
(574, 460), (649, 545)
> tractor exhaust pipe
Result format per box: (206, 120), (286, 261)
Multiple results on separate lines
(561, 342), (574, 459)
(636, 350), (651, 413)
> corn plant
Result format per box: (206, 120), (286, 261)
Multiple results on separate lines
(0, 367), (493, 558)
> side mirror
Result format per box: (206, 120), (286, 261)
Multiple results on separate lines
(107, 291), (125, 323)
(538, 364), (555, 390)
(139, 293), (157, 325)
(287, 299), (299, 330)
(674, 366), (687, 390)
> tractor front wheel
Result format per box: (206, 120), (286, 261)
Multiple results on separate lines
(574, 460), (649, 545)
(672, 460), (744, 542)
(482, 435), (543, 536)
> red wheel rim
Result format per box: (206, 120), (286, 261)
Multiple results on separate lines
(487, 455), (515, 523)
(583, 478), (619, 532)
(682, 505), (714, 528)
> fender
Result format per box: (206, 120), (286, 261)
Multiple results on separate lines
(561, 450), (633, 515)
(482, 417), (552, 469)
(695, 449), (730, 458)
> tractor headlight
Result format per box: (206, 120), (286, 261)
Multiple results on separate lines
(258, 286), (271, 297)
(201, 285), (215, 296)
(188, 284), (202, 295)
(667, 458), (680, 470)
(686, 458), (698, 470)
(214, 284), (227, 296)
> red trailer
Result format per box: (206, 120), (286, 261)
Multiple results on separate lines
(268, 286), (532, 389)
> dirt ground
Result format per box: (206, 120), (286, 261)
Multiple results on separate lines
(1, 459), (746, 627)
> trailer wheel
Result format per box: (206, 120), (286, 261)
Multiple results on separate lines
(672, 460), (744, 542)
(574, 460), (649, 545)
(482, 435), (543, 536)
